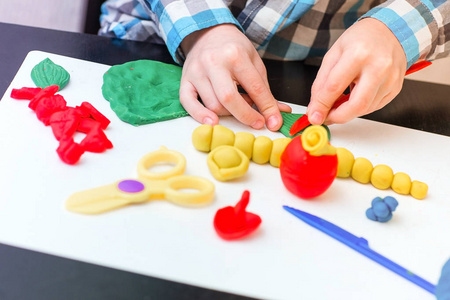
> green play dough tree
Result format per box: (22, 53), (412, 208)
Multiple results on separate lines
(102, 60), (188, 126)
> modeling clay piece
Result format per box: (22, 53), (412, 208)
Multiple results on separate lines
(57, 137), (86, 165)
(49, 108), (83, 140)
(66, 146), (215, 214)
(213, 190), (261, 240)
(28, 85), (60, 110)
(207, 145), (250, 181)
(371, 165), (394, 190)
(336, 147), (354, 178)
(34, 94), (67, 125)
(10, 87), (42, 99)
(284, 96), (346, 137)
(192, 124), (291, 168)
(410, 181), (428, 200)
(280, 125), (337, 199)
(11, 86), (113, 165)
(279, 112), (331, 139)
(78, 102), (111, 129)
(366, 196), (398, 222)
(31, 58), (70, 91)
(335, 147), (428, 199)
(102, 60), (189, 126)
(351, 157), (373, 184)
(436, 258), (450, 300)
(391, 172), (411, 195)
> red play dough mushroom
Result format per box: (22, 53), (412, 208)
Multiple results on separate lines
(213, 190), (261, 240)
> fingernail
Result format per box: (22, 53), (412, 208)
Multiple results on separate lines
(252, 120), (264, 129)
(203, 117), (214, 125)
(267, 115), (279, 130)
(309, 112), (324, 125)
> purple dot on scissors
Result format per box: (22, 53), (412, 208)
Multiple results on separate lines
(118, 180), (145, 193)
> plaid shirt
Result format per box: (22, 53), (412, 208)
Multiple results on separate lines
(99, 0), (450, 68)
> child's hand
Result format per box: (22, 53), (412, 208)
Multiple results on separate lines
(180, 24), (291, 131)
(307, 18), (407, 125)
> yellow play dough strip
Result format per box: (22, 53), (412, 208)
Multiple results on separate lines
(336, 147), (428, 199)
(192, 124), (291, 168)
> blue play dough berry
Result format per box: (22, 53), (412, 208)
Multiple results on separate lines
(366, 196), (398, 222)
(384, 196), (399, 211)
(437, 258), (450, 300)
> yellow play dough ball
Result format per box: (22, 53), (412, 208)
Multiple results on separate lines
(336, 147), (355, 178)
(351, 157), (373, 184)
(391, 172), (412, 195)
(410, 180), (428, 200)
(234, 131), (255, 159)
(207, 145), (249, 181)
(192, 124), (213, 152)
(211, 125), (235, 150)
(252, 136), (273, 164)
(371, 164), (394, 190)
(269, 138), (291, 168)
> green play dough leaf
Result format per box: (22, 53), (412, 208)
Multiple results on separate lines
(31, 58), (70, 91)
(279, 111), (331, 140)
(102, 60), (189, 126)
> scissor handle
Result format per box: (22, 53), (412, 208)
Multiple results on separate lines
(137, 146), (214, 206)
(65, 180), (152, 214)
(163, 175), (215, 206)
(137, 146), (186, 180)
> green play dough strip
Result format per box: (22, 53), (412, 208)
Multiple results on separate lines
(102, 60), (189, 126)
(31, 58), (70, 91)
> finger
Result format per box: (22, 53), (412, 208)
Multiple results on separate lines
(365, 87), (397, 115)
(310, 49), (341, 95)
(240, 93), (256, 107)
(195, 79), (230, 116)
(179, 79), (219, 125)
(241, 93), (292, 113)
(209, 70), (266, 129)
(234, 67), (282, 131)
(308, 53), (363, 125)
(252, 57), (271, 88)
(246, 59), (293, 127)
(277, 101), (292, 113)
(325, 74), (380, 124)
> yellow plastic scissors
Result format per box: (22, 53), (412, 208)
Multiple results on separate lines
(66, 146), (215, 214)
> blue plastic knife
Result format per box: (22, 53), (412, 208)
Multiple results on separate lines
(283, 205), (436, 294)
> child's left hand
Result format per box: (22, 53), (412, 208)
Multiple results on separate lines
(307, 18), (408, 125)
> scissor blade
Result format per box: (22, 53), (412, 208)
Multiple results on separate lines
(66, 184), (132, 214)
(283, 206), (367, 246)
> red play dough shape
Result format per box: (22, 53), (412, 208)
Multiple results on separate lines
(11, 85), (113, 165)
(213, 190), (262, 240)
(280, 135), (337, 199)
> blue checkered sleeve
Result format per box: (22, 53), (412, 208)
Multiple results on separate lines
(362, 0), (450, 68)
(100, 0), (450, 66)
(140, 0), (243, 64)
(99, 0), (164, 43)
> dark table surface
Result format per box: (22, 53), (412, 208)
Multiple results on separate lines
(0, 22), (449, 300)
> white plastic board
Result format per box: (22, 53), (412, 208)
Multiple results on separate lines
(0, 51), (449, 300)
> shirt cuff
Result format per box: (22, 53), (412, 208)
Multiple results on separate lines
(361, 1), (435, 69)
(153, 1), (242, 64)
